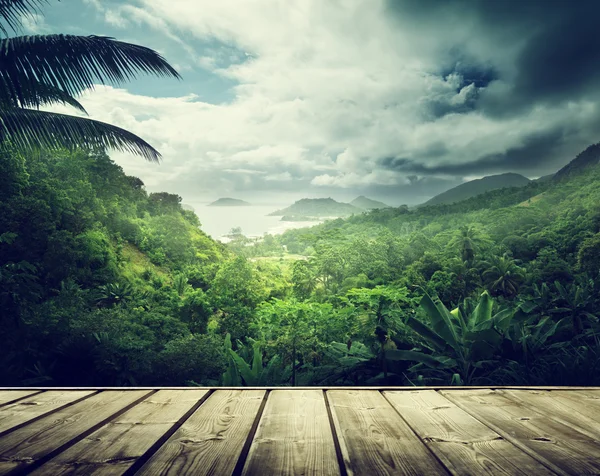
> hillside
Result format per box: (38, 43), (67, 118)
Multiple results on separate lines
(350, 196), (390, 210)
(554, 143), (600, 181)
(423, 173), (531, 206)
(269, 198), (361, 218)
(208, 197), (251, 206)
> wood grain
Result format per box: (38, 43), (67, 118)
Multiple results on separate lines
(0, 390), (151, 475)
(442, 389), (600, 475)
(138, 389), (265, 476)
(0, 391), (95, 434)
(29, 389), (209, 476)
(0, 391), (42, 407)
(242, 390), (339, 476)
(384, 390), (555, 475)
(501, 389), (600, 441)
(328, 390), (447, 476)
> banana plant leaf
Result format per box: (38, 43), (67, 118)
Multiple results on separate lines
(419, 293), (460, 353)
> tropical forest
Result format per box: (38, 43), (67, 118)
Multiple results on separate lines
(1, 1), (600, 389)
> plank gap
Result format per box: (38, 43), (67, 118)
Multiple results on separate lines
(8, 390), (156, 476)
(380, 390), (454, 476)
(122, 389), (214, 476)
(441, 390), (569, 476)
(0, 391), (99, 439)
(323, 390), (348, 476)
(0, 391), (45, 408)
(232, 389), (270, 476)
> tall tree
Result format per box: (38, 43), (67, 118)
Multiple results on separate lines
(0, 0), (180, 160)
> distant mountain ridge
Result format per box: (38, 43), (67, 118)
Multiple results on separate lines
(554, 143), (600, 181)
(208, 198), (251, 206)
(423, 173), (531, 206)
(350, 196), (390, 210)
(269, 198), (361, 218)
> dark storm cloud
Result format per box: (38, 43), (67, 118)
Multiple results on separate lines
(387, 0), (600, 115)
(381, 127), (579, 177)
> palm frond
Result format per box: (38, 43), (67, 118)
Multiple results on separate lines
(0, 108), (161, 161)
(0, 79), (87, 113)
(0, 0), (47, 36)
(0, 34), (181, 104)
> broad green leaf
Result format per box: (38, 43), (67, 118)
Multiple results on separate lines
(405, 316), (447, 352)
(419, 292), (460, 352)
(472, 290), (493, 328)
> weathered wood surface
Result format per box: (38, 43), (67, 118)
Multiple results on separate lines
(0, 390), (95, 435)
(0, 390), (41, 407)
(442, 389), (600, 475)
(384, 390), (555, 475)
(31, 389), (209, 476)
(0, 390), (151, 475)
(328, 389), (447, 475)
(242, 390), (339, 476)
(138, 389), (264, 476)
(0, 388), (598, 476)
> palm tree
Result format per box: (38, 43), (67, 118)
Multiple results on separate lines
(482, 254), (526, 298)
(447, 225), (491, 264)
(0, 0), (180, 161)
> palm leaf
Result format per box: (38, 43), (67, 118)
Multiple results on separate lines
(0, 0), (47, 36)
(1, 79), (87, 113)
(0, 34), (181, 106)
(0, 108), (161, 161)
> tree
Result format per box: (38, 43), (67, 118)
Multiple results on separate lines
(346, 286), (412, 379)
(0, 1), (180, 160)
(482, 254), (525, 298)
(448, 225), (491, 264)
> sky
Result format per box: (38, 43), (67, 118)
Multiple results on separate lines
(26, 0), (600, 205)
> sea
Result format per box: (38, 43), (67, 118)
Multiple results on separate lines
(184, 202), (322, 242)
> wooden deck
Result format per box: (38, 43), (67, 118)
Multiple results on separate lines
(0, 387), (599, 475)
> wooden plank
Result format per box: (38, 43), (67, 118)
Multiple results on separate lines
(3, 386), (600, 391)
(328, 390), (447, 476)
(138, 389), (265, 476)
(442, 389), (600, 475)
(0, 390), (151, 475)
(0, 390), (95, 434)
(501, 390), (600, 441)
(384, 390), (555, 475)
(241, 390), (339, 476)
(0, 391), (42, 407)
(30, 389), (209, 476)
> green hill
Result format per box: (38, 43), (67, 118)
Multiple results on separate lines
(350, 196), (390, 210)
(269, 198), (361, 218)
(208, 197), (251, 206)
(553, 143), (600, 181)
(423, 173), (531, 206)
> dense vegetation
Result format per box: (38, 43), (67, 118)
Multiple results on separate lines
(2, 144), (600, 386)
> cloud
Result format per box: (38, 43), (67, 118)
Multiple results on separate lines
(49, 0), (600, 205)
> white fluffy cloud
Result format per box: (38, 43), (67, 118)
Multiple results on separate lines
(58, 0), (600, 203)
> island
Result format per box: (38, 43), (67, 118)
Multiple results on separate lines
(350, 195), (390, 210)
(269, 198), (361, 220)
(208, 198), (251, 207)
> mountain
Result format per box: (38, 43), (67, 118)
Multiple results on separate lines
(208, 198), (251, 207)
(269, 198), (361, 218)
(553, 143), (600, 181)
(423, 173), (531, 206)
(350, 196), (390, 210)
